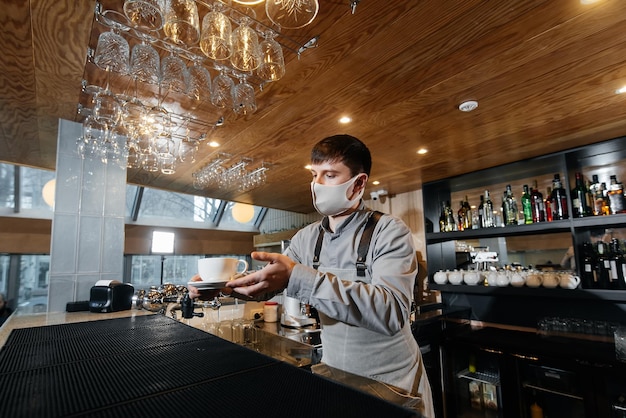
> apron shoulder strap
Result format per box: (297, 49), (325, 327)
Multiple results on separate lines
(356, 211), (383, 277)
(312, 211), (383, 274)
(313, 225), (325, 270)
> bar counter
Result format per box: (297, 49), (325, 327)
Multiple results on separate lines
(0, 309), (419, 417)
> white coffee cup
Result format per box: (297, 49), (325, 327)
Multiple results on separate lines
(198, 257), (248, 282)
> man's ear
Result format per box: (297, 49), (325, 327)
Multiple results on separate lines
(354, 174), (368, 190)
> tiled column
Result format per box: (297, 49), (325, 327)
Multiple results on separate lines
(47, 119), (127, 312)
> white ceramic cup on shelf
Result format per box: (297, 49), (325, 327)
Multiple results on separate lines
(448, 270), (464, 285)
(198, 257), (248, 283)
(559, 273), (581, 289)
(433, 270), (448, 285)
(463, 271), (481, 285)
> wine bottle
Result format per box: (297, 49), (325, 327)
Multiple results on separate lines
(571, 172), (591, 218)
(609, 238), (626, 290)
(596, 240), (611, 289)
(521, 184), (533, 224)
(551, 174), (569, 220)
(530, 180), (545, 223)
(580, 241), (597, 289)
(608, 175), (626, 214)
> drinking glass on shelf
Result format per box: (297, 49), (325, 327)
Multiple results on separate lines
(154, 133), (177, 174)
(92, 89), (122, 126)
(163, 0), (200, 46)
(200, 2), (232, 60)
(79, 115), (108, 160)
(230, 16), (261, 72)
(161, 53), (189, 93)
(232, 75), (257, 115)
(130, 41), (160, 84)
(178, 136), (198, 163)
(123, 0), (165, 31)
(265, 0), (319, 29)
(126, 141), (142, 169)
(187, 60), (212, 102)
(257, 30), (285, 82)
(141, 147), (160, 172)
(94, 29), (130, 74)
(210, 69), (235, 109)
(146, 105), (173, 138)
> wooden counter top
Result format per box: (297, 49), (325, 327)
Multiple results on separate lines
(0, 308), (154, 348)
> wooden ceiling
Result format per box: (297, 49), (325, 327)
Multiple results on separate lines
(2, 0), (626, 214)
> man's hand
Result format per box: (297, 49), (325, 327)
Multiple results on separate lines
(187, 274), (230, 300)
(226, 252), (296, 297)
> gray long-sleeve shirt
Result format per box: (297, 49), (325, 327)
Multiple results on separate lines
(284, 203), (431, 403)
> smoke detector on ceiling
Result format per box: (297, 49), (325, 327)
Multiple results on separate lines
(458, 100), (479, 112)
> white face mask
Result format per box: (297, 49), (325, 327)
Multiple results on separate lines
(311, 175), (365, 217)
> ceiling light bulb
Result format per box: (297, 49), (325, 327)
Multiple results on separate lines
(417, 148), (428, 155)
(615, 86), (626, 94)
(208, 141), (220, 147)
(339, 116), (352, 124)
(459, 101), (478, 112)
(372, 180), (380, 185)
(232, 203), (255, 223)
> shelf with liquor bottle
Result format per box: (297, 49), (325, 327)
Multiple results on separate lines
(423, 135), (626, 310)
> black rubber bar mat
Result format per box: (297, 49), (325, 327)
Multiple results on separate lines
(0, 315), (417, 418)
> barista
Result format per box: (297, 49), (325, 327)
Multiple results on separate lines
(214, 135), (433, 416)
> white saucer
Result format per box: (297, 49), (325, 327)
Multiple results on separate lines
(187, 281), (229, 290)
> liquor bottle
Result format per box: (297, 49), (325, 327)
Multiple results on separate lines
(503, 184), (518, 226)
(580, 241), (597, 289)
(607, 175), (626, 214)
(590, 175), (603, 216)
(439, 200), (455, 232)
(501, 191), (508, 226)
(571, 172), (591, 218)
(595, 182), (610, 216)
(457, 196), (472, 231)
(481, 190), (495, 228)
(596, 240), (611, 289)
(462, 195), (472, 230)
(585, 178), (595, 214)
(530, 180), (545, 223)
(609, 238), (626, 290)
(550, 174), (569, 220)
(477, 194), (485, 229)
(545, 186), (554, 222)
(521, 184), (533, 224)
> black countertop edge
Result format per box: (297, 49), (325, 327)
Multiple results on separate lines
(442, 324), (626, 370)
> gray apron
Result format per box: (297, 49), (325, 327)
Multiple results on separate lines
(316, 266), (434, 417)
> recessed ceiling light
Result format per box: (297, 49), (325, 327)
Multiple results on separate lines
(304, 164), (311, 170)
(616, 86), (626, 94)
(417, 148), (428, 155)
(339, 116), (352, 124)
(208, 141), (220, 147)
(580, 0), (601, 4)
(458, 100), (478, 112)
(372, 180), (380, 185)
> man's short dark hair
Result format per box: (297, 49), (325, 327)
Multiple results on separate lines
(311, 134), (372, 176)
